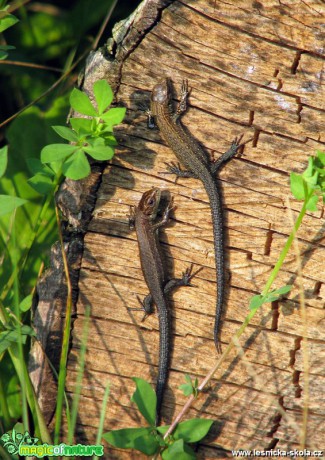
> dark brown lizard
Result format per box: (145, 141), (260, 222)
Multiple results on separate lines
(150, 79), (246, 352)
(130, 188), (195, 425)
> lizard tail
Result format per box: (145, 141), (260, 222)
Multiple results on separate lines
(155, 307), (170, 426)
(205, 179), (225, 353)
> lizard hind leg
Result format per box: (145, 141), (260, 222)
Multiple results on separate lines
(128, 294), (155, 321)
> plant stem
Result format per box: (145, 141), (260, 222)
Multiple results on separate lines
(0, 376), (11, 430)
(262, 197), (309, 296)
(286, 198), (310, 449)
(11, 215), (29, 434)
(53, 204), (73, 444)
(93, 381), (111, 460)
(8, 345), (52, 444)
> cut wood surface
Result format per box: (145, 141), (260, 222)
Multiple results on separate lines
(61, 0), (325, 457)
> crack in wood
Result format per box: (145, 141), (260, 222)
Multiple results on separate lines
(289, 337), (302, 367)
(291, 50), (303, 74)
(271, 301), (280, 331)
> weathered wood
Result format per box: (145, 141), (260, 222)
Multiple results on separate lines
(48, 0), (325, 457)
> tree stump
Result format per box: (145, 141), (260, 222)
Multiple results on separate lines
(33, 0), (325, 458)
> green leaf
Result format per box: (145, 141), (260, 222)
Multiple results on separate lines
(156, 425), (169, 436)
(0, 325), (35, 355)
(0, 49), (8, 60)
(290, 172), (305, 200)
(62, 150), (90, 180)
(304, 170), (319, 187)
(0, 145), (8, 178)
(3, 369), (21, 419)
(173, 418), (214, 443)
(19, 294), (33, 312)
(264, 293), (279, 303)
(269, 285), (292, 297)
(83, 143), (114, 161)
(70, 117), (94, 135)
(26, 158), (54, 176)
(0, 195), (27, 216)
(27, 172), (54, 194)
(41, 143), (78, 163)
(101, 107), (126, 125)
(48, 161), (63, 175)
(0, 13), (19, 33)
(0, 332), (15, 355)
(101, 133), (118, 146)
(179, 375), (197, 397)
(131, 378), (156, 426)
(162, 439), (196, 460)
(52, 126), (78, 142)
(265, 289), (289, 303)
(1, 102), (67, 295)
(317, 151), (325, 166)
(0, 45), (15, 53)
(70, 88), (97, 117)
(249, 294), (265, 311)
(306, 194), (319, 212)
(179, 383), (193, 397)
(315, 165), (325, 178)
(93, 80), (113, 115)
(20, 325), (36, 337)
(302, 157), (314, 179)
(103, 427), (159, 455)
(250, 286), (291, 310)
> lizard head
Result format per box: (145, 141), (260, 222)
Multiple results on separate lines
(151, 79), (170, 105)
(138, 188), (161, 219)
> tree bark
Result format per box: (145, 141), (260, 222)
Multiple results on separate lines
(33, 0), (325, 457)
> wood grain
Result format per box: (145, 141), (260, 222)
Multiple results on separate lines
(61, 0), (325, 457)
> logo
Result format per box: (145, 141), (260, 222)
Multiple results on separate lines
(1, 429), (38, 455)
(1, 429), (104, 458)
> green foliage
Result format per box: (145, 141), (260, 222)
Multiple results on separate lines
(179, 374), (199, 398)
(0, 60), (124, 455)
(0, 146), (27, 216)
(0, 325), (35, 355)
(0, 195), (27, 217)
(249, 150), (325, 312)
(172, 418), (213, 443)
(0, 0), (136, 450)
(290, 150), (325, 211)
(0, 100), (68, 296)
(19, 294), (33, 312)
(2, 373), (20, 420)
(105, 427), (160, 456)
(104, 378), (213, 458)
(131, 377), (157, 426)
(0, 4), (18, 59)
(249, 285), (292, 311)
(161, 439), (196, 460)
(40, 80), (125, 180)
(0, 146), (8, 177)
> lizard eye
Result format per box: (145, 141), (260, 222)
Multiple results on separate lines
(147, 198), (155, 206)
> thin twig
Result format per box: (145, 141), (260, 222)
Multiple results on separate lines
(0, 60), (63, 72)
(92, 0), (118, 50)
(0, 51), (86, 129)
